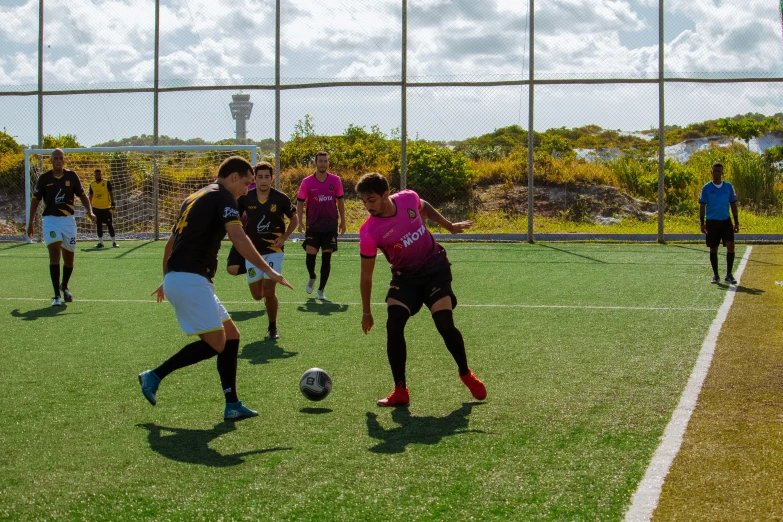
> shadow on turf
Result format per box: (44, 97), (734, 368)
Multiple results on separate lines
(365, 402), (485, 454)
(137, 422), (291, 467)
(297, 299), (349, 315)
(230, 310), (266, 322)
(300, 407), (332, 414)
(238, 339), (297, 365)
(11, 306), (76, 321)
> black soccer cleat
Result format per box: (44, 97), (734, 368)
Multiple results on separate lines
(267, 327), (280, 340)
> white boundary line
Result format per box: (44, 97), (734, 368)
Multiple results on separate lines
(624, 246), (753, 522)
(0, 296), (718, 312)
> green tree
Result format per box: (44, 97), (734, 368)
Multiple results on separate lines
(0, 130), (22, 155)
(42, 134), (82, 148)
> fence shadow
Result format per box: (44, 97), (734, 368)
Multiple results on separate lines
(137, 421), (291, 467)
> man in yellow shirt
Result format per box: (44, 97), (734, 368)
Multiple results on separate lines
(89, 169), (118, 248)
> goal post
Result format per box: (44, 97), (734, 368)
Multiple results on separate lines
(23, 145), (257, 243)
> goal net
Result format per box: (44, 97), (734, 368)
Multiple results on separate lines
(18, 146), (257, 242)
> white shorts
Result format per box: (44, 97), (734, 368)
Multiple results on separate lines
(43, 215), (77, 251)
(246, 252), (284, 284)
(163, 271), (231, 335)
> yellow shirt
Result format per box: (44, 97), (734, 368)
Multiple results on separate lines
(89, 180), (113, 209)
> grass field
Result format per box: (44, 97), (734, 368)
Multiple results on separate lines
(0, 240), (758, 520)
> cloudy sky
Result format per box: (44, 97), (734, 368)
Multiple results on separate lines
(1, 0), (782, 146)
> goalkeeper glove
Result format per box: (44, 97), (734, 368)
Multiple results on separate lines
(110, 204), (116, 214)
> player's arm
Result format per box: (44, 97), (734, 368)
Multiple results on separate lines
(337, 197), (346, 235)
(730, 201), (739, 232)
(296, 200), (305, 233)
(226, 224), (293, 290)
(108, 182), (116, 209)
(151, 234), (175, 302)
(78, 193), (96, 222)
(27, 198), (41, 239)
(89, 185), (94, 204)
(699, 203), (707, 234)
(273, 212), (298, 249)
(419, 199), (472, 234)
(360, 255), (376, 334)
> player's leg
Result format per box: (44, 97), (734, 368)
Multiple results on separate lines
(220, 317), (257, 419)
(723, 219), (737, 283)
(105, 211), (117, 247)
(377, 299), (411, 407)
(428, 275), (486, 401)
(317, 232), (337, 298)
(47, 241), (62, 304)
(262, 279), (279, 339)
(304, 240), (318, 294)
(59, 217), (77, 302)
(95, 210), (104, 247)
(705, 220), (720, 283)
(226, 246), (246, 276)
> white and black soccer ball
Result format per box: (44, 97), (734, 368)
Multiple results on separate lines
(299, 368), (332, 401)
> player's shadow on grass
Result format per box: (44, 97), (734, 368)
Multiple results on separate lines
(11, 306), (76, 321)
(230, 310), (266, 322)
(366, 402), (485, 454)
(727, 285), (765, 296)
(239, 340), (297, 365)
(297, 300), (349, 316)
(137, 422), (291, 467)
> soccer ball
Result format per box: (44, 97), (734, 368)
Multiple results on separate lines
(299, 368), (332, 401)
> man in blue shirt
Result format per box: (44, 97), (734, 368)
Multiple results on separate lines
(699, 162), (739, 284)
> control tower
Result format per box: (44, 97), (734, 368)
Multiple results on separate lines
(229, 94), (253, 140)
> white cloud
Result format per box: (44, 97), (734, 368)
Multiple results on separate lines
(0, 0), (39, 44)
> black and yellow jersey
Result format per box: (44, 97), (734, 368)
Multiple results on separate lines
(89, 179), (113, 209)
(238, 188), (294, 255)
(32, 169), (86, 217)
(166, 183), (242, 280)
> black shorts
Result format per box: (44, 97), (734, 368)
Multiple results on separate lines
(94, 208), (113, 224)
(226, 246), (247, 274)
(386, 266), (457, 316)
(705, 219), (734, 248)
(303, 230), (338, 252)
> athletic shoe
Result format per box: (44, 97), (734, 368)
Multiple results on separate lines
(710, 275), (720, 284)
(305, 278), (316, 294)
(377, 383), (409, 407)
(61, 285), (73, 303)
(725, 274), (737, 285)
(267, 327), (280, 340)
(95, 242), (104, 248)
(460, 370), (487, 400)
(51, 296), (62, 307)
(112, 242), (119, 248)
(316, 289), (326, 300)
(138, 370), (161, 406)
(224, 401), (258, 420)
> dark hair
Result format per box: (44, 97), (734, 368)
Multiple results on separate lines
(254, 161), (274, 177)
(217, 156), (253, 179)
(355, 172), (389, 196)
(315, 151), (328, 161)
(712, 162), (723, 170)
(94, 169), (101, 174)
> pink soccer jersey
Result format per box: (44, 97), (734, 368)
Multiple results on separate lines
(297, 173), (344, 232)
(359, 190), (448, 277)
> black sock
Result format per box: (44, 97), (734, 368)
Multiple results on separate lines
(386, 305), (410, 386)
(319, 251), (332, 290)
(154, 340), (217, 380)
(726, 252), (735, 275)
(217, 339), (240, 403)
(432, 309), (469, 376)
(306, 253), (317, 279)
(268, 321), (276, 331)
(50, 264), (61, 297)
(709, 252), (719, 276)
(61, 265), (73, 289)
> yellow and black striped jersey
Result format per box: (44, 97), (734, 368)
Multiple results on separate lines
(33, 170), (85, 217)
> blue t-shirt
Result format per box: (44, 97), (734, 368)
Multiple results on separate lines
(698, 181), (737, 220)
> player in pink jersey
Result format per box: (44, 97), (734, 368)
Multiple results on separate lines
(356, 172), (486, 407)
(296, 151), (346, 300)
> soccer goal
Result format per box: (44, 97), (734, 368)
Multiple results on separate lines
(21, 145), (257, 242)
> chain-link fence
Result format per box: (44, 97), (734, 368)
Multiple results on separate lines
(2, 0), (782, 240)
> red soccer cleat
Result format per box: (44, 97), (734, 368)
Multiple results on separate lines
(460, 370), (487, 400)
(377, 382), (409, 407)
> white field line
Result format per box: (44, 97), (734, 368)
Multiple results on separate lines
(624, 246), (753, 522)
(0, 296), (717, 312)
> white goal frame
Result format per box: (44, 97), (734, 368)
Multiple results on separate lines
(24, 145), (257, 243)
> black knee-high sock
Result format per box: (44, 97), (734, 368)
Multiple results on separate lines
(306, 253), (317, 279)
(154, 340), (217, 380)
(49, 264), (61, 296)
(726, 252), (735, 275)
(432, 309), (469, 376)
(217, 339), (240, 403)
(107, 220), (115, 238)
(319, 251), (332, 290)
(709, 252), (719, 276)
(386, 306), (410, 386)
(96, 221), (103, 239)
(61, 265), (73, 289)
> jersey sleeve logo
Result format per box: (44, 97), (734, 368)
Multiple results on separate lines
(223, 207), (240, 219)
(407, 208), (416, 219)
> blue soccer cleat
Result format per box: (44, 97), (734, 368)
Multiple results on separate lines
(138, 370), (161, 406)
(224, 401), (258, 420)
